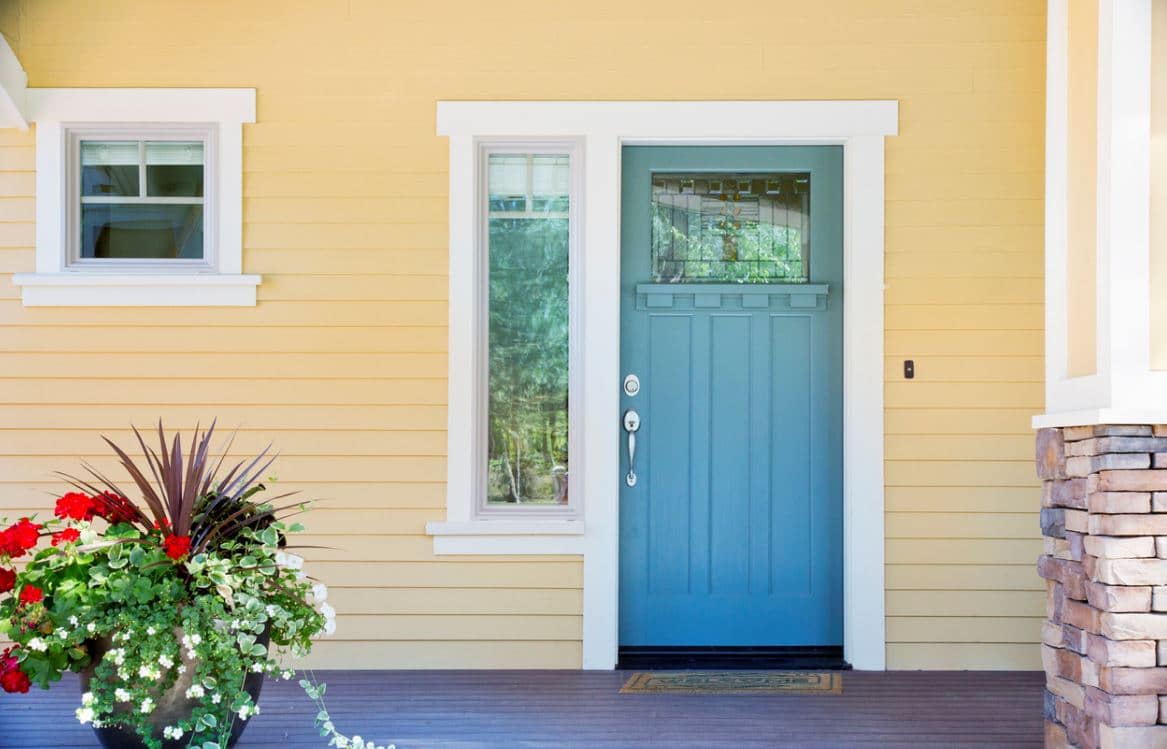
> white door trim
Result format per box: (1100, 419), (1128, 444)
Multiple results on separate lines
(435, 101), (897, 671)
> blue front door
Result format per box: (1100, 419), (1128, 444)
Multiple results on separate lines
(618, 146), (844, 647)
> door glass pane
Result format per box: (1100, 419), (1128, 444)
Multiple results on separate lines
(651, 172), (810, 283)
(80, 204), (204, 259)
(486, 153), (570, 506)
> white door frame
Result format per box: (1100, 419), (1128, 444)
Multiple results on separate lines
(434, 101), (898, 670)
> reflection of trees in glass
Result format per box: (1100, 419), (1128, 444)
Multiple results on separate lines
(487, 217), (569, 504)
(650, 173), (809, 283)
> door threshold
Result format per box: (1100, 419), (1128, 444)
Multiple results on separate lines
(617, 646), (850, 671)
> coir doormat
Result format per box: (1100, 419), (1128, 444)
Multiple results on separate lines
(620, 671), (842, 695)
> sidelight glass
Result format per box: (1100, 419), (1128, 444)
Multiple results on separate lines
(650, 172), (810, 283)
(485, 152), (571, 506)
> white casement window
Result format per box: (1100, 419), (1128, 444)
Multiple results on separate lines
(12, 88), (258, 306)
(427, 139), (585, 547)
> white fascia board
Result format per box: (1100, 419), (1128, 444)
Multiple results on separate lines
(25, 88), (256, 124)
(0, 35), (27, 129)
(438, 101), (899, 138)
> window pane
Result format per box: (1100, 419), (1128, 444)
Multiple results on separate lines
(80, 141), (140, 197)
(80, 204), (204, 260)
(486, 153), (570, 506)
(651, 172), (810, 283)
(146, 141), (205, 197)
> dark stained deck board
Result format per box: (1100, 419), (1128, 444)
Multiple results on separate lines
(0, 670), (1044, 748)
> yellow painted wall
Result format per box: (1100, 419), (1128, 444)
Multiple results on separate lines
(0, 0), (1046, 670)
(1065, 0), (1099, 377)
(1152, 0), (1167, 370)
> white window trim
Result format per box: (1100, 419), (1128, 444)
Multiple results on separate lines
(429, 100), (897, 672)
(11, 88), (259, 306)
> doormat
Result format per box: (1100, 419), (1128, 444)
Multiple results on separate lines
(620, 671), (842, 695)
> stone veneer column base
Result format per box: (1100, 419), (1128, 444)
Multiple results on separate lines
(1038, 425), (1167, 749)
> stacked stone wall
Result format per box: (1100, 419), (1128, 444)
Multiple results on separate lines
(1039, 425), (1167, 749)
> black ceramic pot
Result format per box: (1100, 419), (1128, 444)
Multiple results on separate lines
(79, 628), (269, 749)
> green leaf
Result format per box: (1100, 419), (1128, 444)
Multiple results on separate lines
(202, 714), (218, 728)
(129, 546), (145, 566)
(250, 643), (267, 657)
(106, 556), (128, 570)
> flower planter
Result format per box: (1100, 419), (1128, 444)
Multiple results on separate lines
(79, 629), (269, 749)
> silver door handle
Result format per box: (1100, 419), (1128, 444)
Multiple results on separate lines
(624, 409), (640, 487)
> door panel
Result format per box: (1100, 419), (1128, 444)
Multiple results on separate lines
(619, 146), (843, 647)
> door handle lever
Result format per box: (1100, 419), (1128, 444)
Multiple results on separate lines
(623, 409), (640, 487)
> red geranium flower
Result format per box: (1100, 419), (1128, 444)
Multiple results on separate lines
(54, 492), (95, 522)
(18, 585), (42, 605)
(0, 668), (30, 693)
(0, 648), (30, 694)
(163, 535), (191, 561)
(0, 567), (14, 594)
(51, 528), (80, 547)
(0, 519), (42, 559)
(91, 491), (136, 524)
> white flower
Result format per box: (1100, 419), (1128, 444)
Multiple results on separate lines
(275, 551), (304, 570)
(211, 693), (221, 704)
(158, 654), (174, 669)
(115, 688), (130, 702)
(323, 618), (337, 636)
(177, 664), (187, 674)
(146, 626), (156, 636)
(86, 622), (96, 633)
(237, 706), (251, 721)
(81, 692), (95, 706)
(138, 664), (160, 680)
(320, 603), (336, 620)
(140, 697), (155, 714)
(282, 669), (295, 681)
(68, 616), (79, 627)
(185, 684), (205, 699)
(250, 663), (264, 673)
(27, 638), (47, 652)
(56, 628), (68, 640)
(334, 739), (349, 749)
(312, 583), (328, 602)
(118, 668), (130, 680)
(75, 707), (95, 725)
(163, 726), (184, 740)
(110, 649), (126, 666)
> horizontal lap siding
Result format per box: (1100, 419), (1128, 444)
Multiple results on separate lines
(3, 0), (1045, 669)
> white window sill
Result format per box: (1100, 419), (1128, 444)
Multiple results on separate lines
(11, 273), (262, 307)
(426, 519), (585, 555)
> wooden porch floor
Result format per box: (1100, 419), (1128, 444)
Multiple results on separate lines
(0, 669), (1044, 748)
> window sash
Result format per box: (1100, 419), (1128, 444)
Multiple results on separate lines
(477, 142), (580, 518)
(66, 126), (215, 271)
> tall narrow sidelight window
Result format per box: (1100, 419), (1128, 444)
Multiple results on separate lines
(484, 151), (572, 509)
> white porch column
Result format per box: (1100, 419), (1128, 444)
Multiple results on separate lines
(1037, 0), (1166, 428)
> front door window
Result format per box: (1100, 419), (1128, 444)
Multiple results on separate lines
(650, 172), (809, 283)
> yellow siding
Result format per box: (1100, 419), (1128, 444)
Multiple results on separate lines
(1066, 0), (1099, 376)
(1152, 0), (1167, 369)
(1, 0), (1046, 670)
